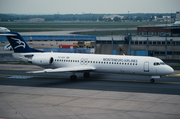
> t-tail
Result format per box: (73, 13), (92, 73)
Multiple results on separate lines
(4, 32), (42, 53)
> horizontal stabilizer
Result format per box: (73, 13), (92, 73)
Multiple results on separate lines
(0, 34), (16, 36)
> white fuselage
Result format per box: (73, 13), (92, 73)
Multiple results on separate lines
(13, 52), (174, 77)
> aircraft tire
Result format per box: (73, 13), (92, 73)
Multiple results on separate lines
(84, 72), (90, 78)
(70, 75), (77, 81)
(150, 78), (155, 83)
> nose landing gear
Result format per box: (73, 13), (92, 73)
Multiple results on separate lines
(150, 76), (160, 83)
(150, 78), (155, 83)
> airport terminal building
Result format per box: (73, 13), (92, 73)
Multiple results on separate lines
(137, 25), (180, 37)
(96, 24), (180, 60)
(96, 35), (180, 60)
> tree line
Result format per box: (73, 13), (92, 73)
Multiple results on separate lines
(0, 13), (176, 22)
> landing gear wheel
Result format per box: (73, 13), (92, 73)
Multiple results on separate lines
(70, 75), (77, 81)
(150, 78), (155, 83)
(84, 72), (90, 78)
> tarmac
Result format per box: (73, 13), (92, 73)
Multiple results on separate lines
(0, 64), (180, 119)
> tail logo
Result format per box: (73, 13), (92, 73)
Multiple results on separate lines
(11, 37), (26, 49)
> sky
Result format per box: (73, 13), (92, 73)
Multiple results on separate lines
(0, 0), (180, 14)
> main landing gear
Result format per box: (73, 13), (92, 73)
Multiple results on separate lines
(84, 72), (90, 78)
(70, 72), (90, 81)
(70, 75), (77, 81)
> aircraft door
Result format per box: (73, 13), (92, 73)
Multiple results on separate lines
(144, 62), (149, 72)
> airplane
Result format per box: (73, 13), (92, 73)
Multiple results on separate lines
(174, 21), (180, 25)
(1, 31), (174, 83)
(0, 27), (10, 33)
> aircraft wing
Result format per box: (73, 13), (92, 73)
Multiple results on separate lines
(27, 66), (96, 73)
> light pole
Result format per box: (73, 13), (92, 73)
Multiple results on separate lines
(111, 30), (114, 55)
(94, 27), (97, 54)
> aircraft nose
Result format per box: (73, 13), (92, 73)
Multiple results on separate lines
(167, 66), (174, 74)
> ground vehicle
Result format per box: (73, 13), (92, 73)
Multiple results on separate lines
(85, 42), (95, 48)
(73, 41), (84, 48)
(59, 44), (77, 49)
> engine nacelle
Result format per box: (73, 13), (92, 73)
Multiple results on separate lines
(31, 56), (54, 66)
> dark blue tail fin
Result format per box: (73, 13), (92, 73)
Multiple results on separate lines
(5, 32), (42, 53)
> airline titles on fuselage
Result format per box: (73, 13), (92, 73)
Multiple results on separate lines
(103, 58), (138, 63)
(55, 56), (138, 65)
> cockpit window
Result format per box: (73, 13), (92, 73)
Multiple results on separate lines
(154, 62), (160, 66)
(160, 62), (165, 65)
(154, 62), (165, 66)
